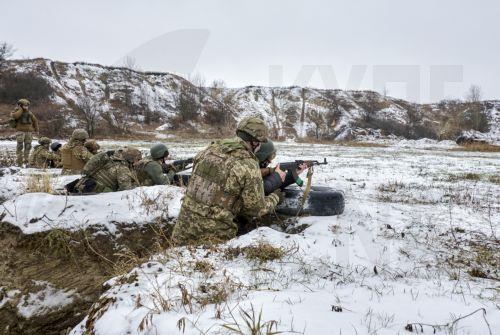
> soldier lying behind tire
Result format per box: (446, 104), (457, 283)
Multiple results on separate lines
(255, 140), (307, 195)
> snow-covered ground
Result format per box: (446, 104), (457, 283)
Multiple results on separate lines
(0, 139), (499, 334)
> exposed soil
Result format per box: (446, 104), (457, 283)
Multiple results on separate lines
(0, 220), (173, 335)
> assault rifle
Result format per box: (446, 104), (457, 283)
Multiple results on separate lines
(278, 158), (327, 172)
(162, 157), (194, 174)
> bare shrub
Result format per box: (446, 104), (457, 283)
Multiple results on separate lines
(35, 103), (70, 138)
(204, 80), (236, 133)
(170, 82), (200, 129)
(0, 72), (54, 105)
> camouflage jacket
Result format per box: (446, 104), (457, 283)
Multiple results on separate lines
(10, 107), (39, 132)
(135, 157), (175, 186)
(61, 139), (93, 174)
(172, 137), (279, 244)
(29, 145), (60, 169)
(79, 152), (139, 193)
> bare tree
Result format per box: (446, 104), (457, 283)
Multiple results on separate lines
(76, 96), (100, 137)
(121, 56), (139, 120)
(381, 86), (389, 98)
(123, 56), (139, 71)
(466, 84), (482, 103)
(0, 41), (14, 69)
(307, 109), (325, 140)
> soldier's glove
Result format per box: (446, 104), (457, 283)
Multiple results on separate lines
(272, 189), (284, 204)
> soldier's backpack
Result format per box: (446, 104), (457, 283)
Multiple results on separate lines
(82, 150), (115, 176)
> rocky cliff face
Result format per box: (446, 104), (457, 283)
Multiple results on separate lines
(2, 58), (499, 142)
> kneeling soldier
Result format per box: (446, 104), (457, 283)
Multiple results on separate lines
(172, 117), (280, 245)
(61, 129), (93, 175)
(29, 137), (60, 169)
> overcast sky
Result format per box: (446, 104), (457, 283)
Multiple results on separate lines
(1, 0), (498, 102)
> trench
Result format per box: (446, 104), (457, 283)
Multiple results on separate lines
(0, 220), (173, 335)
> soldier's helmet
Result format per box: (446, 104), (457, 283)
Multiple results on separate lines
(17, 98), (30, 107)
(84, 140), (100, 154)
(38, 137), (52, 146)
(72, 129), (89, 141)
(150, 143), (169, 160)
(122, 147), (142, 164)
(255, 139), (276, 163)
(51, 142), (62, 152)
(236, 117), (268, 142)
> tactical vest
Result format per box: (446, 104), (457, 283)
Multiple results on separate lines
(186, 139), (252, 213)
(135, 157), (155, 186)
(61, 142), (86, 171)
(82, 151), (115, 176)
(20, 111), (33, 125)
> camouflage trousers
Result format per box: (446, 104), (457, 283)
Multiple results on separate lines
(16, 132), (33, 166)
(172, 197), (238, 245)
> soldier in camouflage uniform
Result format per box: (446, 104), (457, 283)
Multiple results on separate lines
(10, 99), (39, 166)
(84, 139), (100, 155)
(60, 129), (94, 175)
(29, 137), (60, 169)
(75, 147), (142, 193)
(135, 143), (175, 186)
(171, 117), (280, 245)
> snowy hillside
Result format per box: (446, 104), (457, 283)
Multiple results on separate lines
(2, 58), (499, 142)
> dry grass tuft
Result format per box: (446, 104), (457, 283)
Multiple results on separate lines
(224, 241), (286, 264)
(0, 150), (16, 167)
(451, 143), (500, 152)
(196, 282), (230, 307)
(24, 172), (53, 193)
(222, 304), (281, 335)
(335, 141), (389, 148)
(447, 173), (481, 182)
(194, 260), (214, 274)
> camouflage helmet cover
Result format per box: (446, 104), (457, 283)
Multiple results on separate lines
(236, 116), (268, 142)
(84, 139), (100, 153)
(122, 147), (142, 163)
(17, 98), (30, 106)
(150, 143), (169, 160)
(255, 139), (276, 163)
(72, 128), (89, 141)
(38, 137), (52, 145)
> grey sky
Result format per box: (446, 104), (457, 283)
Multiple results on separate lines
(1, 0), (499, 102)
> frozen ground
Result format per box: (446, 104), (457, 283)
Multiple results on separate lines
(0, 139), (499, 334)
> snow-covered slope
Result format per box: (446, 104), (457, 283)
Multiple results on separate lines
(3, 58), (500, 142)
